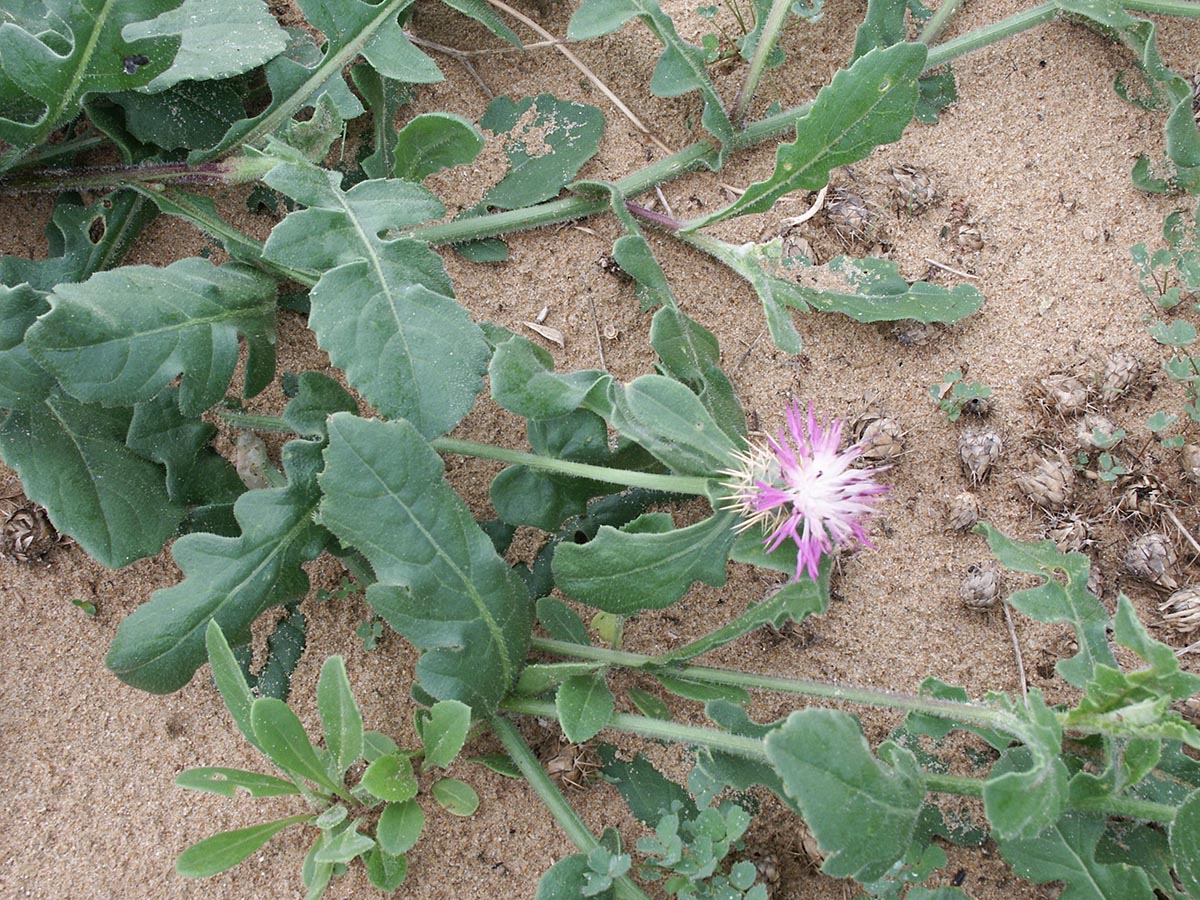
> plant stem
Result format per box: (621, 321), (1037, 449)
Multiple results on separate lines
(216, 409), (300, 432)
(431, 437), (714, 495)
(924, 3), (1057, 68)
(489, 716), (653, 900)
(731, 0), (794, 127)
(918, 0), (967, 45)
(1121, 0), (1200, 15)
(528, 637), (1027, 736)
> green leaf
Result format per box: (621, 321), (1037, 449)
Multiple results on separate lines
(440, 0), (522, 46)
(552, 510), (736, 613)
(1172, 789), (1200, 897)
(691, 43), (927, 228)
(556, 672), (615, 743)
(431, 777), (480, 816)
(362, 753), (418, 803)
(984, 741), (1069, 842)
(243, 601), (306, 701)
(263, 162), (488, 438)
(656, 674), (750, 706)
(568, 0), (733, 153)
(251, 697), (342, 793)
(126, 387), (233, 507)
(364, 845), (408, 891)
(28, 258), (276, 415)
(0, 2), (177, 168)
(649, 306), (746, 444)
(317, 656), (364, 777)
(318, 414), (533, 715)
(107, 79), (248, 153)
(313, 820), (375, 864)
(537, 853), (606, 900)
(850, 0), (907, 60)
(599, 748), (698, 826)
(120, 0), (288, 90)
(394, 112), (485, 181)
(0, 390), (182, 568)
(175, 767), (301, 798)
(0, 284), (55, 407)
(377, 800), (425, 855)
(488, 334), (610, 419)
(975, 522), (1115, 688)
(418, 699), (472, 769)
(177, 814), (310, 878)
(764, 709), (926, 881)
(467, 753), (522, 778)
(537, 597), (590, 645)
(106, 438), (330, 692)
(627, 688), (671, 720)
(281, 372), (358, 440)
(997, 812), (1153, 900)
(607, 374), (740, 476)
(203, 621), (263, 752)
(350, 62), (412, 180)
(478, 94), (605, 209)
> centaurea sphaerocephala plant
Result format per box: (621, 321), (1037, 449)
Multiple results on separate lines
(722, 402), (889, 581)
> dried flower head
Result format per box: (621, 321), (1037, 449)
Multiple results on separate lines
(889, 164), (936, 213)
(946, 491), (980, 532)
(825, 187), (873, 243)
(1160, 586), (1200, 634)
(1016, 455), (1075, 511)
(960, 562), (1001, 610)
(1036, 373), (1090, 417)
(722, 402), (888, 582)
(1098, 351), (1141, 404)
(1121, 532), (1179, 591)
(959, 427), (1003, 484)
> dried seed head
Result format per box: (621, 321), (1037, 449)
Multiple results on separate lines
(1179, 696), (1200, 727)
(1121, 532), (1179, 590)
(960, 562), (1001, 610)
(752, 852), (781, 885)
(1160, 585), (1200, 633)
(1181, 444), (1200, 486)
(540, 741), (598, 791)
(963, 395), (993, 418)
(1015, 455), (1075, 511)
(1073, 414), (1122, 450)
(889, 319), (937, 345)
(853, 415), (905, 464)
(946, 491), (980, 532)
(1116, 474), (1162, 520)
(1086, 560), (1104, 598)
(889, 164), (936, 213)
(1045, 515), (1090, 554)
(954, 224), (985, 252)
(1098, 351), (1141, 404)
(2, 503), (56, 562)
(1037, 373), (1090, 417)
(825, 187), (872, 243)
(959, 428), (1003, 484)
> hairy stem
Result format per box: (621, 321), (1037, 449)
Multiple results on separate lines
(731, 0), (794, 127)
(918, 0), (967, 45)
(489, 716), (653, 900)
(431, 437), (714, 495)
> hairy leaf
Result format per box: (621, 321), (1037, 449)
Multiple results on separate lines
(536, 597), (590, 645)
(599, 748), (698, 825)
(479, 94), (605, 209)
(997, 812), (1153, 900)
(488, 334), (610, 419)
(177, 814), (310, 878)
(105, 438), (330, 692)
(983, 703), (1068, 841)
(350, 62), (412, 180)
(377, 800), (424, 855)
(0, 390), (182, 567)
(417, 699), (472, 769)
(362, 753), (418, 803)
(1173, 789), (1200, 897)
(121, 0), (287, 90)
(692, 43), (926, 228)
(107, 79), (247, 151)
(317, 656), (364, 777)
(318, 414), (533, 715)
(569, 0), (733, 153)
(28, 258), (276, 415)
(263, 161), (488, 438)
(0, 284), (54, 408)
(394, 112), (485, 181)
(552, 510), (736, 613)
(280, 371), (358, 439)
(650, 306), (746, 444)
(765, 709), (926, 881)
(431, 777), (479, 816)
(175, 767), (300, 798)
(556, 671), (615, 743)
(313, 821), (375, 864)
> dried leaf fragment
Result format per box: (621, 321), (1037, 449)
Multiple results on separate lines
(523, 321), (565, 347)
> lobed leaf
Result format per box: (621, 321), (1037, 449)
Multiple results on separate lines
(691, 43), (927, 228)
(28, 258), (276, 416)
(488, 334), (610, 420)
(317, 414), (533, 716)
(598, 748), (699, 826)
(263, 161), (489, 438)
(105, 438), (330, 692)
(0, 284), (55, 408)
(552, 510), (736, 613)
(350, 63), (412, 180)
(764, 709), (926, 881)
(313, 820), (375, 864)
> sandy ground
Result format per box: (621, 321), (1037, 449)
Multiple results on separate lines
(2, 1), (1199, 898)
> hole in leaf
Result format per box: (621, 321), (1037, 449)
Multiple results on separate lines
(123, 55), (150, 75)
(87, 216), (106, 245)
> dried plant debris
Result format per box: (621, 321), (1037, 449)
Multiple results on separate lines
(1, 501), (57, 563)
(960, 562), (1001, 610)
(1160, 585), (1200, 633)
(824, 186), (874, 243)
(1097, 351), (1141, 404)
(946, 491), (980, 532)
(852, 413), (905, 464)
(942, 200), (984, 251)
(1015, 454), (1074, 512)
(1073, 414), (1123, 451)
(1180, 444), (1200, 485)
(888, 164), (936, 214)
(1121, 531), (1179, 590)
(888, 319), (939, 345)
(1044, 514), (1091, 554)
(1114, 473), (1164, 521)
(959, 428), (1003, 484)
(539, 739), (598, 791)
(1035, 373), (1090, 417)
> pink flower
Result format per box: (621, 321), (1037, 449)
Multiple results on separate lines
(722, 402), (888, 581)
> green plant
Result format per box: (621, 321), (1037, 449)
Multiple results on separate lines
(2, 0), (1200, 898)
(178, 622), (476, 896)
(929, 369), (992, 421)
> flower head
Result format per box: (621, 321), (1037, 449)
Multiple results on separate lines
(722, 402), (888, 582)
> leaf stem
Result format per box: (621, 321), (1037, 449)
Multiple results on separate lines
(215, 410), (299, 433)
(1120, 0), (1200, 15)
(489, 716), (653, 900)
(731, 0), (793, 127)
(430, 437), (714, 495)
(918, 0), (967, 45)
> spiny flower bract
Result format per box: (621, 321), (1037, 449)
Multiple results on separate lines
(722, 402), (888, 582)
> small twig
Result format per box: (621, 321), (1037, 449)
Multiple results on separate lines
(1164, 507), (1200, 557)
(923, 257), (979, 279)
(1177, 638), (1200, 657)
(587, 291), (608, 371)
(734, 329), (766, 371)
(654, 185), (675, 220)
(1002, 603), (1028, 698)
(407, 33), (495, 98)
(780, 184), (827, 228)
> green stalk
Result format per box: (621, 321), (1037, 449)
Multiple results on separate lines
(489, 716), (653, 900)
(1120, 0), (1200, 14)
(924, 3), (1057, 68)
(431, 437), (714, 495)
(216, 409), (301, 432)
(731, 0), (794, 127)
(918, 0), (967, 45)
